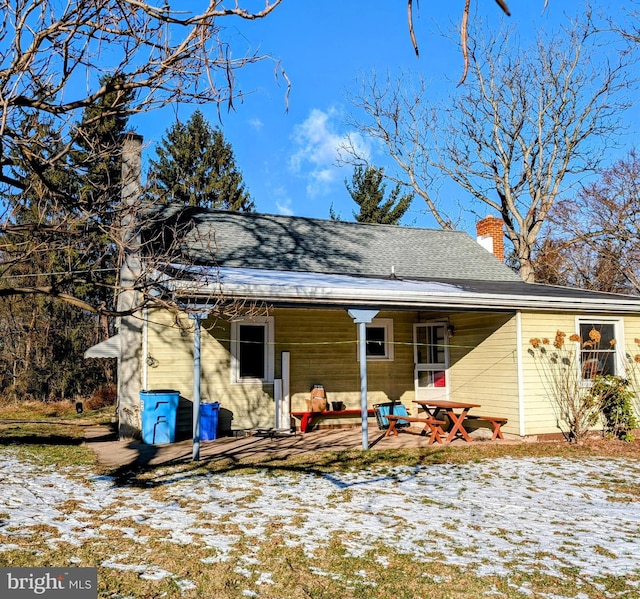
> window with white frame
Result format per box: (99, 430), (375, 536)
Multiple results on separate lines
(577, 318), (621, 381)
(357, 318), (394, 361)
(231, 317), (274, 383)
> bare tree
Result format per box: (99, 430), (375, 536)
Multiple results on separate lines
(0, 1), (283, 315)
(345, 11), (634, 282)
(537, 150), (640, 294)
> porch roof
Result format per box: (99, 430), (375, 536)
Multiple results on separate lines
(163, 265), (640, 314)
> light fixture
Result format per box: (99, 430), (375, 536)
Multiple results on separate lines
(447, 324), (455, 338)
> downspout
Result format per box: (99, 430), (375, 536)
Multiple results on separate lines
(142, 308), (149, 391)
(516, 310), (526, 437)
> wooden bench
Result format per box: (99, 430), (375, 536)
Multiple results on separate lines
(290, 409), (375, 433)
(384, 414), (447, 444)
(464, 415), (508, 440)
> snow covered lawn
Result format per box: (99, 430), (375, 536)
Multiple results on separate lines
(1, 448), (639, 598)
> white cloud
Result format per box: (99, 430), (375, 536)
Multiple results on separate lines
(268, 185), (294, 216)
(276, 200), (294, 216)
(290, 108), (370, 198)
(248, 118), (263, 132)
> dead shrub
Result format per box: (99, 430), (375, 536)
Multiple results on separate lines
(86, 384), (117, 410)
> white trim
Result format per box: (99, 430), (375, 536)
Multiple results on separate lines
(413, 321), (450, 401)
(516, 311), (525, 437)
(230, 316), (275, 384)
(282, 351), (291, 425)
(356, 318), (395, 361)
(574, 316), (625, 382)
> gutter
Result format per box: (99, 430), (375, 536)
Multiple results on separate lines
(176, 286), (640, 314)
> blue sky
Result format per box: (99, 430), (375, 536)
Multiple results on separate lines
(135, 1), (638, 235)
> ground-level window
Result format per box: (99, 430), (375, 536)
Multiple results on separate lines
(357, 318), (394, 361)
(577, 319), (621, 381)
(231, 317), (274, 383)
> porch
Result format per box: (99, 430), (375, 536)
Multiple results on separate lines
(85, 424), (522, 469)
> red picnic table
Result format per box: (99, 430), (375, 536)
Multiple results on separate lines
(413, 399), (481, 443)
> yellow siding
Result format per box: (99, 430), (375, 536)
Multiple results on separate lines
(520, 312), (640, 436)
(146, 310), (274, 430)
(146, 308), (419, 431)
(144, 306), (640, 437)
(519, 312), (574, 436)
(277, 308), (417, 417)
(447, 312), (520, 435)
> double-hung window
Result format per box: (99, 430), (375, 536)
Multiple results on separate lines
(577, 319), (621, 381)
(231, 316), (274, 383)
(357, 318), (394, 361)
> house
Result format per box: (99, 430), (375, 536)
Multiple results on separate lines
(86, 135), (640, 442)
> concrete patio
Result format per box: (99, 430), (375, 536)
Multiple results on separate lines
(84, 424), (521, 469)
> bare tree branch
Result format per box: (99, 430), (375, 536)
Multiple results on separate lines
(347, 12), (635, 282)
(0, 1), (284, 316)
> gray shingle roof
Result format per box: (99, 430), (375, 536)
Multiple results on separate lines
(149, 207), (521, 283)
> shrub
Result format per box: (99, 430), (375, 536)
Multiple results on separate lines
(589, 375), (638, 442)
(529, 330), (603, 444)
(86, 384), (117, 410)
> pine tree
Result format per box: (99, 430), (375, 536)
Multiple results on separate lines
(147, 110), (254, 211)
(346, 166), (412, 225)
(0, 116), (110, 400)
(72, 74), (135, 216)
(0, 78), (134, 400)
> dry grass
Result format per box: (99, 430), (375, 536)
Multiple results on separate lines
(1, 405), (640, 598)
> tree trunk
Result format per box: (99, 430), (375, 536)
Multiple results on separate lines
(519, 259), (536, 283)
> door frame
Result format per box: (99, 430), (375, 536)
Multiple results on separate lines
(413, 321), (451, 406)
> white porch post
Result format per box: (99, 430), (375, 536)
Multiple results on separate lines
(282, 351), (291, 429)
(190, 312), (208, 461)
(347, 309), (379, 450)
(516, 310), (526, 437)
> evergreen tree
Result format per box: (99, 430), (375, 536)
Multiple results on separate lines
(147, 110), (254, 211)
(0, 78), (134, 401)
(346, 166), (412, 225)
(70, 75), (136, 344)
(72, 74), (135, 216)
(0, 115), (110, 400)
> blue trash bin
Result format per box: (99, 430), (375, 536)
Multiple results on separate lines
(200, 402), (220, 441)
(140, 390), (179, 444)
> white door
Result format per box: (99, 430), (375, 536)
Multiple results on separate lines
(413, 322), (450, 405)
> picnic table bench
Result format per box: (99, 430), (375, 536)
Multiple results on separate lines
(384, 414), (447, 444)
(464, 415), (508, 440)
(413, 400), (481, 443)
(290, 409), (375, 433)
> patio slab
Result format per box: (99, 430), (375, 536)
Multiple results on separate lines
(84, 424), (520, 468)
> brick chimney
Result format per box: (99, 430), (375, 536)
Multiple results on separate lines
(476, 216), (504, 262)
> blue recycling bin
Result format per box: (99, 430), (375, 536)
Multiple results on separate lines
(200, 402), (220, 441)
(140, 390), (179, 444)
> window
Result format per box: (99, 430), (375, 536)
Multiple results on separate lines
(357, 318), (394, 361)
(231, 317), (274, 383)
(577, 319), (621, 381)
